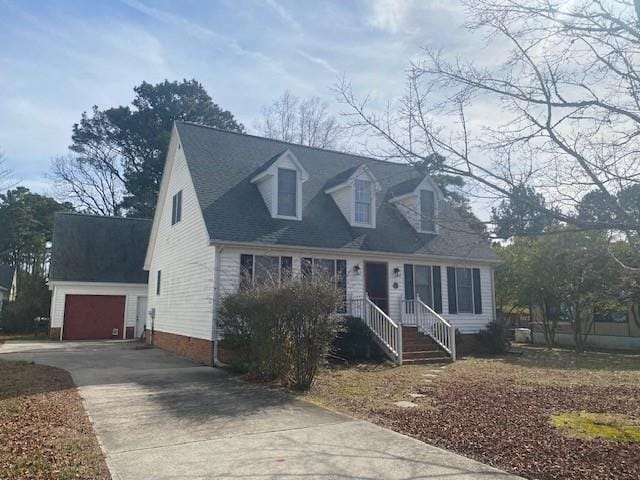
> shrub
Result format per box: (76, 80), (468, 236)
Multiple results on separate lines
(332, 316), (384, 362)
(477, 320), (511, 354)
(0, 273), (50, 334)
(219, 276), (342, 390)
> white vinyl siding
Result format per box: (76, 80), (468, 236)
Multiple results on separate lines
(146, 140), (215, 341)
(216, 246), (495, 334)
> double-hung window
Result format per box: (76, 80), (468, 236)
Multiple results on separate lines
(239, 254), (293, 289)
(403, 264), (442, 312)
(171, 190), (183, 225)
(302, 257), (347, 313)
(277, 168), (297, 217)
(354, 179), (372, 225)
(446, 267), (482, 314)
(420, 190), (435, 232)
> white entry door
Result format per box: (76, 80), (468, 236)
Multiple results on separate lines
(136, 296), (148, 338)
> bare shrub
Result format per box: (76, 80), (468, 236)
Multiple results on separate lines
(219, 273), (342, 390)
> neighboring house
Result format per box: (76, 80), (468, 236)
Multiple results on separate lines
(48, 213), (151, 341)
(0, 264), (17, 319)
(531, 303), (640, 350)
(143, 122), (500, 365)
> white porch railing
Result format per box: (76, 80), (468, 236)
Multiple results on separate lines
(349, 294), (402, 364)
(401, 296), (456, 361)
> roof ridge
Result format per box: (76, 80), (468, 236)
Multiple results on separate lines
(176, 121), (417, 169)
(55, 212), (152, 222)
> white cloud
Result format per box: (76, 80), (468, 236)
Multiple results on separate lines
(263, 0), (303, 33)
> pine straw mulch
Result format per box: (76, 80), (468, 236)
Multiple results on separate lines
(307, 346), (640, 480)
(0, 359), (111, 480)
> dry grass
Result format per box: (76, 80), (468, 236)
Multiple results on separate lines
(305, 346), (640, 480)
(0, 334), (46, 345)
(0, 360), (110, 480)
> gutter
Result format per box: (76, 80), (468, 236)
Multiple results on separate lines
(211, 246), (224, 367)
(209, 239), (503, 265)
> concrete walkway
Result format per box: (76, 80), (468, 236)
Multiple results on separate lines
(0, 341), (521, 479)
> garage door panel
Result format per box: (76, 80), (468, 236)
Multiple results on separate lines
(63, 295), (126, 340)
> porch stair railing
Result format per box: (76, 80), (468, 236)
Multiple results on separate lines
(348, 294), (402, 364)
(401, 296), (456, 361)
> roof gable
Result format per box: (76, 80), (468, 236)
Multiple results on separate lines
(175, 122), (498, 262)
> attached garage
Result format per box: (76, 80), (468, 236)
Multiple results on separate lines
(63, 295), (126, 340)
(48, 213), (152, 341)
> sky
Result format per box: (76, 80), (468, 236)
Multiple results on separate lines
(0, 0), (477, 196)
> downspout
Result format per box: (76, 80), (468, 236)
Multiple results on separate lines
(211, 246), (223, 367)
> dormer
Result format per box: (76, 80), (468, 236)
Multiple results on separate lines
(325, 164), (381, 228)
(389, 176), (441, 234)
(251, 150), (309, 220)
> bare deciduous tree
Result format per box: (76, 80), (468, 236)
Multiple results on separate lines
(50, 153), (125, 216)
(337, 0), (640, 248)
(0, 152), (13, 191)
(257, 91), (346, 149)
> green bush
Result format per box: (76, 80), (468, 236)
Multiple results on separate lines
(332, 316), (384, 362)
(477, 320), (511, 354)
(0, 273), (50, 334)
(219, 276), (342, 390)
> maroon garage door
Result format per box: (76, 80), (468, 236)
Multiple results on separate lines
(63, 295), (126, 340)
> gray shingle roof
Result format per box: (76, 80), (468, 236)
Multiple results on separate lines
(176, 122), (499, 262)
(49, 213), (151, 284)
(0, 264), (15, 291)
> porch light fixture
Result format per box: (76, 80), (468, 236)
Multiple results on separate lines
(393, 267), (401, 277)
(353, 264), (361, 275)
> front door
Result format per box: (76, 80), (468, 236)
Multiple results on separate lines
(365, 262), (389, 313)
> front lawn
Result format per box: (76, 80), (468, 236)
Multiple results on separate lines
(0, 360), (110, 479)
(305, 346), (640, 480)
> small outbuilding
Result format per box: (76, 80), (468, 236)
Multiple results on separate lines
(48, 213), (151, 341)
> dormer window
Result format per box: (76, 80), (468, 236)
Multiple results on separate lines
(277, 168), (297, 217)
(420, 190), (435, 232)
(250, 150), (308, 221)
(354, 179), (372, 225)
(389, 176), (440, 234)
(325, 164), (380, 228)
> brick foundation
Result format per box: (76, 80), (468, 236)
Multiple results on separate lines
(125, 327), (135, 339)
(149, 330), (213, 366)
(49, 327), (61, 340)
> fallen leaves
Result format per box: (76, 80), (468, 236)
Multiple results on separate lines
(308, 347), (640, 480)
(0, 360), (110, 480)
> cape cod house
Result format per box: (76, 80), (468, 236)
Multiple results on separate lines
(142, 122), (500, 365)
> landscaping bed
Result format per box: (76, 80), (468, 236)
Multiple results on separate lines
(0, 359), (110, 479)
(306, 346), (640, 480)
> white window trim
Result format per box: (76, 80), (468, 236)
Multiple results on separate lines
(273, 167), (302, 220)
(454, 267), (474, 314)
(418, 189), (438, 234)
(406, 263), (437, 306)
(250, 150), (308, 221)
(352, 179), (376, 228)
(240, 254), (292, 286)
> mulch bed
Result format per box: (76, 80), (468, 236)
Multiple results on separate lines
(378, 374), (640, 480)
(0, 360), (111, 479)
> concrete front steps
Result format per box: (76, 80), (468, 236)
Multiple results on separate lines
(401, 326), (452, 365)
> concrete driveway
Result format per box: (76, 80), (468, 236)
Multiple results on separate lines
(0, 341), (520, 480)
